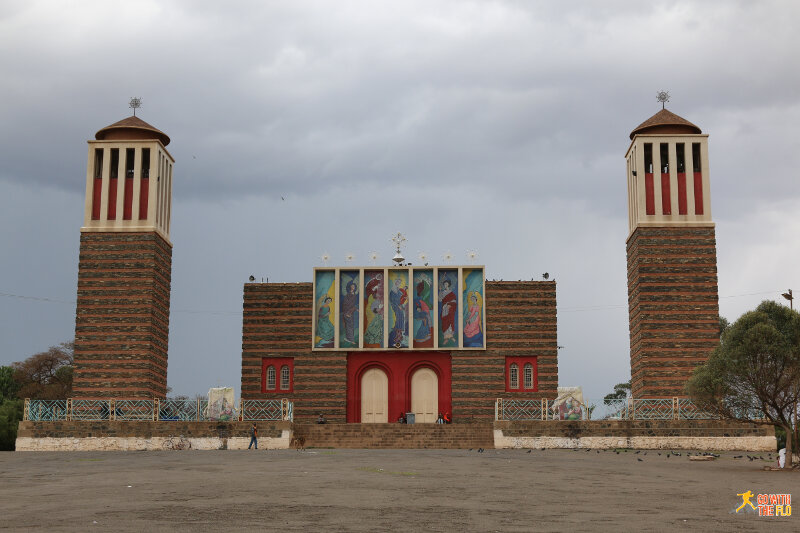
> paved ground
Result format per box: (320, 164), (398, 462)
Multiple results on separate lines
(1, 448), (797, 532)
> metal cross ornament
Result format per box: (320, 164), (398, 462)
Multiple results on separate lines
(129, 97), (142, 116)
(391, 232), (407, 253)
(656, 90), (670, 109)
(391, 232), (407, 265)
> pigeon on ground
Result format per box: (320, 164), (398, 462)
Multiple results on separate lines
(527, 450), (532, 454)
(635, 451), (640, 454)
(733, 456), (742, 459)
(658, 453), (661, 456)
(478, 448), (484, 453)
(637, 458), (643, 462)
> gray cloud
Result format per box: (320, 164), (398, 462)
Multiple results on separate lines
(1, 0), (798, 399)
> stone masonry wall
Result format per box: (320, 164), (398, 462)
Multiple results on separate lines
(72, 232), (172, 399)
(627, 226), (719, 398)
(241, 280), (558, 423)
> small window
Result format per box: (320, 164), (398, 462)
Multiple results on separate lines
(659, 143), (669, 173)
(509, 364), (519, 389)
(261, 357), (293, 393)
(692, 143), (702, 173)
(643, 143), (653, 174)
(93, 148), (104, 179)
(676, 143), (685, 173)
(506, 357), (538, 392)
(141, 148), (150, 179)
(109, 149), (119, 179)
(125, 148), (135, 178)
(280, 366), (290, 390)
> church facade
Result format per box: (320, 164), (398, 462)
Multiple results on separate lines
(240, 273), (558, 423)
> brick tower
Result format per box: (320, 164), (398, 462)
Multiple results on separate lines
(625, 108), (720, 398)
(71, 115), (174, 399)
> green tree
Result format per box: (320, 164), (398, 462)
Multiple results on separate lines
(603, 381), (631, 405)
(0, 398), (23, 451)
(0, 366), (19, 402)
(687, 301), (800, 470)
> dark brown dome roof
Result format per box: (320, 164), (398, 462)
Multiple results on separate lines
(95, 115), (170, 146)
(629, 108), (701, 140)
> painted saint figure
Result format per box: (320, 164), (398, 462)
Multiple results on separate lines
(388, 278), (408, 348)
(340, 280), (359, 347)
(438, 278), (457, 347)
(363, 273), (384, 348)
(315, 296), (335, 348)
(463, 292), (483, 347)
(413, 278), (433, 347)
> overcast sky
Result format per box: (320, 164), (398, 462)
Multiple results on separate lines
(1, 1), (798, 400)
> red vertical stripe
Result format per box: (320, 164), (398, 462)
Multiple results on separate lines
(694, 172), (704, 214)
(91, 178), (102, 220)
(123, 178), (134, 220)
(661, 173), (671, 215)
(645, 173), (655, 215)
(677, 173), (687, 215)
(138, 178), (149, 219)
(107, 177), (117, 220)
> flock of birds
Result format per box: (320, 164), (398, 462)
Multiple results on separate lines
(466, 447), (776, 462)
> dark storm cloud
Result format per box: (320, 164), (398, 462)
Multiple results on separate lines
(1, 0), (798, 398)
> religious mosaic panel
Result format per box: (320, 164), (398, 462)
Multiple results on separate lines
(437, 269), (458, 348)
(363, 270), (384, 348)
(338, 270), (360, 348)
(314, 270), (335, 348)
(462, 268), (485, 348)
(313, 267), (484, 350)
(412, 269), (434, 348)
(387, 269), (410, 348)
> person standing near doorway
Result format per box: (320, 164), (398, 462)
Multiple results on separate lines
(248, 423), (258, 449)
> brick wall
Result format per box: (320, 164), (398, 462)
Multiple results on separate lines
(627, 226), (719, 398)
(241, 280), (558, 423)
(72, 232), (172, 399)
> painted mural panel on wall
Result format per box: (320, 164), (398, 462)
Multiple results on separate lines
(388, 269), (409, 348)
(412, 269), (434, 348)
(462, 268), (485, 348)
(313, 266), (485, 350)
(363, 270), (384, 348)
(314, 270), (336, 348)
(438, 269), (458, 348)
(339, 270), (360, 348)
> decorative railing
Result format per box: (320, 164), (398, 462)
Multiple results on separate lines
(24, 398), (293, 422)
(495, 397), (723, 421)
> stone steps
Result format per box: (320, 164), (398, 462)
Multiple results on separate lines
(292, 423), (495, 449)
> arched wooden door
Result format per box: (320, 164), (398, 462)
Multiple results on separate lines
(411, 367), (438, 423)
(361, 368), (388, 423)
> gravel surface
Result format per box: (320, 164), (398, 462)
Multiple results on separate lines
(1, 448), (797, 532)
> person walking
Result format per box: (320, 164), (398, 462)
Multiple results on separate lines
(248, 423), (258, 449)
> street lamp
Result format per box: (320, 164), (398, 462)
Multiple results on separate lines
(781, 289), (793, 311)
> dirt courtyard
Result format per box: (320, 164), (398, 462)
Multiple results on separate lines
(1, 448), (797, 532)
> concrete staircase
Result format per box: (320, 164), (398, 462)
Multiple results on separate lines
(292, 423), (495, 449)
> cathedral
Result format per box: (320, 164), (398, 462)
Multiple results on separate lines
(70, 103), (719, 422)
